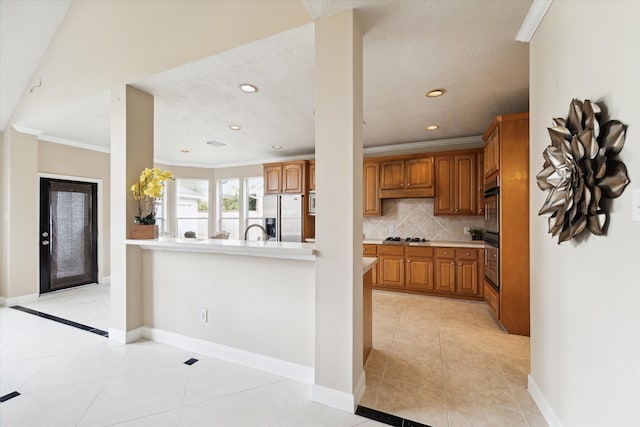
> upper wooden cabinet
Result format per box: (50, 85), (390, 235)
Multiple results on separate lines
(484, 125), (500, 179)
(264, 163), (283, 194)
(309, 160), (316, 191)
(283, 161), (305, 193)
(434, 152), (479, 215)
(363, 160), (381, 216)
(379, 155), (434, 199)
(263, 161), (307, 195)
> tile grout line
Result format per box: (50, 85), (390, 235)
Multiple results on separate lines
(10, 306), (109, 338)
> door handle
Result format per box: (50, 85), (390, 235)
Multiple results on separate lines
(41, 240), (49, 246)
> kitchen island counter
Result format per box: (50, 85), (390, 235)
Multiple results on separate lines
(126, 237), (316, 261)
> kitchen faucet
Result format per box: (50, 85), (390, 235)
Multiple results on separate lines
(244, 224), (269, 241)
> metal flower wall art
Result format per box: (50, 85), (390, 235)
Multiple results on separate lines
(536, 99), (630, 244)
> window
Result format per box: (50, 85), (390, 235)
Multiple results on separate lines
(176, 178), (209, 238)
(244, 177), (265, 238)
(217, 178), (240, 239)
(155, 187), (168, 234)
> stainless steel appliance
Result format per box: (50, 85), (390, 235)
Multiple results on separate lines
(484, 243), (499, 290)
(483, 174), (500, 290)
(263, 194), (305, 242)
(308, 191), (316, 216)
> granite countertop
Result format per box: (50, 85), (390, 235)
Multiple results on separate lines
(363, 239), (485, 248)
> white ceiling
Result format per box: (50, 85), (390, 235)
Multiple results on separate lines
(6, 0), (532, 168)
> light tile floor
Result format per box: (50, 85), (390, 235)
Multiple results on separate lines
(0, 306), (383, 426)
(4, 284), (547, 427)
(361, 291), (548, 427)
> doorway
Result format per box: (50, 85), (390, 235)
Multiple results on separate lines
(39, 178), (98, 294)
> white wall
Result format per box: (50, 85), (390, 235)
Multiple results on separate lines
(0, 132), (5, 297)
(529, 2), (640, 426)
(142, 250), (315, 367)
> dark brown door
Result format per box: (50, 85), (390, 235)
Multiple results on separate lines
(40, 178), (98, 294)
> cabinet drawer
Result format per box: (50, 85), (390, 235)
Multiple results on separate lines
(405, 246), (433, 257)
(378, 245), (404, 256)
(363, 244), (378, 256)
(456, 248), (477, 260)
(434, 247), (454, 258)
(484, 280), (500, 319)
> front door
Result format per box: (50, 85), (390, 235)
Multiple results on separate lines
(39, 178), (98, 294)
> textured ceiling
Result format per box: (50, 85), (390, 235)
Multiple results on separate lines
(12, 0), (532, 168)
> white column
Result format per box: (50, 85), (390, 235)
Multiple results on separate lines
(313, 9), (364, 411)
(110, 85), (154, 341)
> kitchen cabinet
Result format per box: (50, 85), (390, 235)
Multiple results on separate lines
(484, 279), (500, 319)
(483, 125), (500, 179)
(263, 161), (307, 195)
(405, 247), (434, 291)
(377, 245), (405, 288)
(370, 244), (482, 300)
(264, 163), (283, 194)
(309, 160), (316, 191)
(379, 155), (434, 199)
(363, 160), (381, 216)
(476, 152), (484, 215)
(434, 248), (481, 296)
(434, 152), (478, 215)
(482, 112), (530, 336)
(283, 161), (306, 193)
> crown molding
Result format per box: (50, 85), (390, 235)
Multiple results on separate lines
(12, 124), (111, 154)
(516, 0), (553, 43)
(364, 135), (484, 155)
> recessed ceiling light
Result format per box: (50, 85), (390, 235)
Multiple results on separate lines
(205, 140), (227, 147)
(229, 124), (241, 131)
(239, 83), (258, 93)
(426, 125), (439, 131)
(426, 88), (446, 97)
(180, 148), (190, 153)
(272, 145), (283, 150)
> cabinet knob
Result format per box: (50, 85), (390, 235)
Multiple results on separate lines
(466, 252), (470, 256)
(407, 259), (411, 263)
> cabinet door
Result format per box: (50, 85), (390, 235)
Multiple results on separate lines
(484, 126), (500, 178)
(454, 154), (476, 215)
(283, 162), (305, 194)
(434, 156), (454, 214)
(309, 161), (316, 191)
(476, 152), (484, 216)
(405, 157), (434, 193)
(378, 255), (404, 288)
(363, 160), (381, 216)
(264, 164), (282, 194)
(406, 256), (434, 291)
(435, 258), (456, 293)
(379, 160), (405, 191)
(456, 259), (479, 296)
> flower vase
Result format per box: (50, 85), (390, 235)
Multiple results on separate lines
(132, 224), (158, 240)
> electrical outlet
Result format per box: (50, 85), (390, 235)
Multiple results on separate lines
(464, 227), (470, 234)
(200, 308), (208, 323)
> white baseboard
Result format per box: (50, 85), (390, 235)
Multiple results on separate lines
(109, 327), (143, 344)
(528, 374), (563, 427)
(0, 293), (39, 307)
(141, 326), (314, 384)
(312, 383), (357, 413)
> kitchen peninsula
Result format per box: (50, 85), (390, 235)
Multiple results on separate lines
(125, 238), (375, 386)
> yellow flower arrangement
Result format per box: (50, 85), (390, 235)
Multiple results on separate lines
(130, 168), (174, 224)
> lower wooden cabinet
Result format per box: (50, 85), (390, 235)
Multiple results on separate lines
(484, 279), (500, 319)
(363, 244), (378, 286)
(377, 245), (404, 288)
(370, 244), (483, 299)
(405, 247), (434, 291)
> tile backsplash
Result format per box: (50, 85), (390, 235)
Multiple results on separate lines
(363, 198), (484, 241)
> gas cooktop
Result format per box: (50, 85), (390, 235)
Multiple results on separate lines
(383, 237), (430, 246)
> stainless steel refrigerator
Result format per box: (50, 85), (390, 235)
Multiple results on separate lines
(263, 194), (304, 242)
